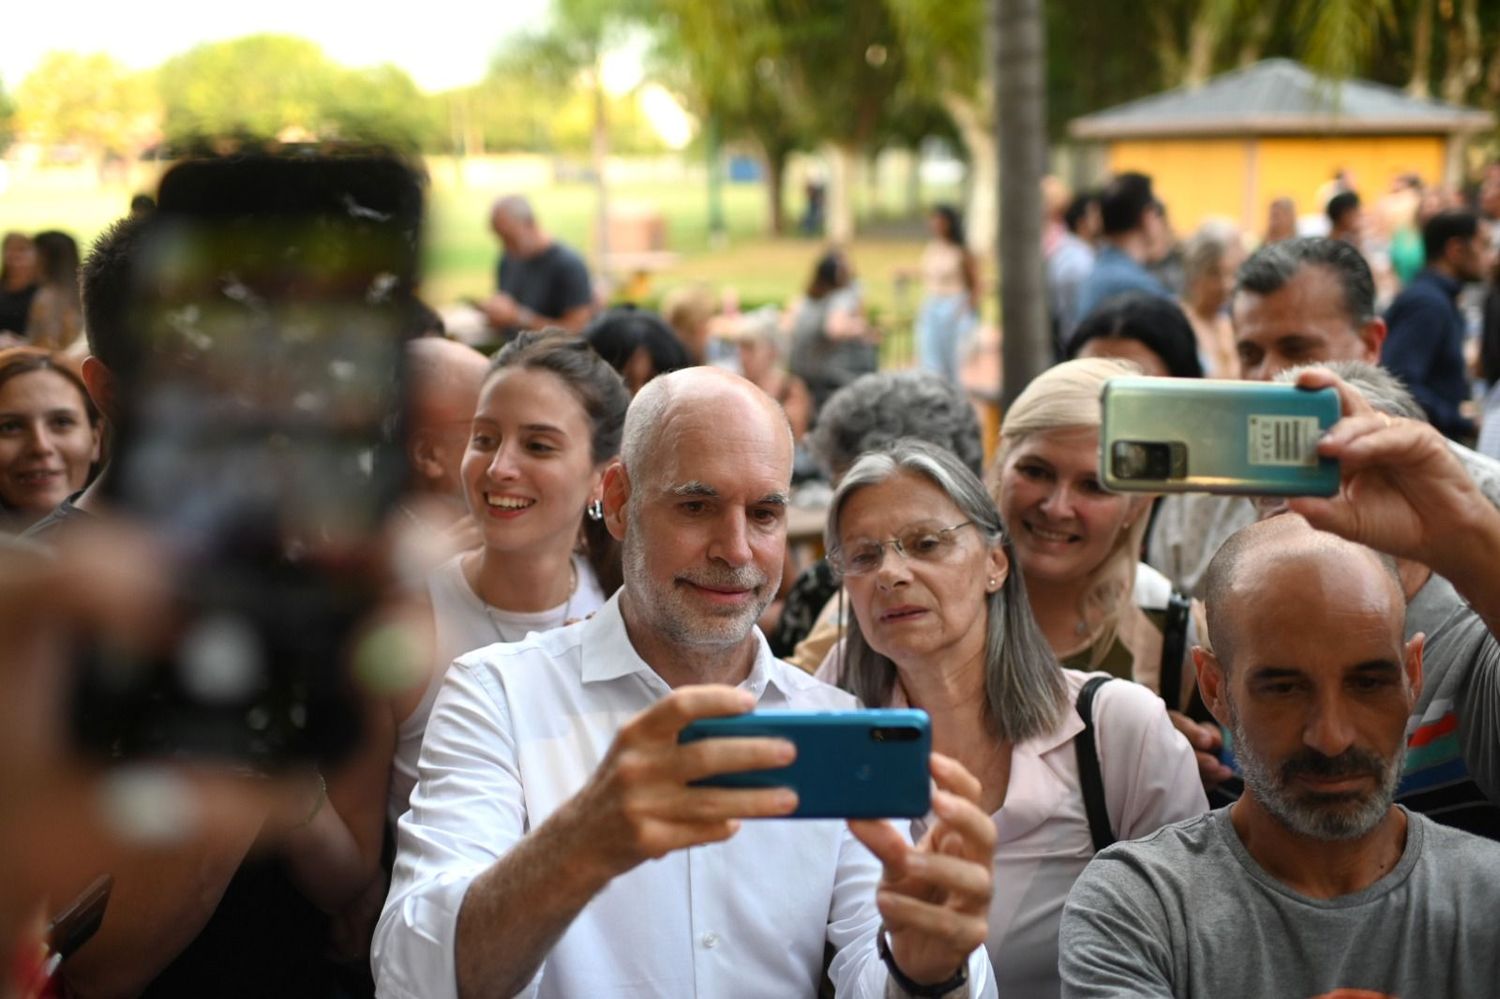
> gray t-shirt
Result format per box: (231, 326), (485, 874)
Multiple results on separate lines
(1060, 807), (1500, 998)
(1400, 572), (1500, 837)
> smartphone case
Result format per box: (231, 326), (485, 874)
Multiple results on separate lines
(1099, 377), (1341, 496)
(678, 709), (932, 819)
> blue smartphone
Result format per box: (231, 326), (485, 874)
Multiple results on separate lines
(1099, 377), (1340, 496)
(678, 709), (932, 819)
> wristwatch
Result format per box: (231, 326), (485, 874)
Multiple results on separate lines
(877, 925), (968, 998)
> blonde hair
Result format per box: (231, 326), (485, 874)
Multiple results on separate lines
(994, 357), (1148, 667)
(661, 284), (717, 339)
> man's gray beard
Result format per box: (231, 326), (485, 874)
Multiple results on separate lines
(1230, 704), (1404, 842)
(620, 510), (772, 649)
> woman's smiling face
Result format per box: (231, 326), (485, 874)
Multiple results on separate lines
(997, 426), (1141, 587)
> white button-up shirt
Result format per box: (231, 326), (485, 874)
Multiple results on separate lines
(373, 594), (996, 999)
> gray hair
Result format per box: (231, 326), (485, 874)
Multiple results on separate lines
(1235, 236), (1376, 326)
(620, 373), (675, 489)
(811, 370), (984, 482)
(1181, 222), (1238, 287)
(1274, 360), (1424, 421)
(826, 439), (1069, 743)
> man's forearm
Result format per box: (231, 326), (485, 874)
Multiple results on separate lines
(454, 800), (615, 999)
(1435, 506), (1500, 638)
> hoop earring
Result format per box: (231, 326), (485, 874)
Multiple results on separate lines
(587, 499), (604, 521)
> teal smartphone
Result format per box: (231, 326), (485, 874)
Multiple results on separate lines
(678, 709), (932, 819)
(1099, 377), (1340, 496)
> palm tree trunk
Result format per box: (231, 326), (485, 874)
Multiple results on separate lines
(1408, 0), (1432, 98)
(995, 0), (1049, 408)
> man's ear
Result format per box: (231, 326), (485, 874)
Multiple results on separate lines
(1404, 632), (1425, 704)
(601, 460), (630, 542)
(408, 429), (447, 486)
(80, 356), (117, 424)
(1358, 317), (1387, 362)
(1193, 646), (1231, 729)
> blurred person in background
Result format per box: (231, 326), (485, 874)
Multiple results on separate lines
(388, 330), (629, 825)
(584, 305), (690, 396)
(1065, 293), (1203, 379)
(1381, 210), (1484, 441)
(823, 439), (1206, 997)
(0, 347), (100, 533)
(1177, 223), (1243, 376)
(1047, 191), (1100, 354)
(1326, 190), (1365, 247)
(481, 195), (595, 339)
(726, 307), (812, 443)
(0, 232), (39, 341)
(26, 230), (84, 352)
(1144, 200), (1185, 296)
(1076, 173), (1171, 321)
(992, 358), (1228, 791)
(1480, 244), (1500, 459)
(785, 248), (878, 412)
(914, 204), (980, 383)
(400, 336), (490, 566)
(660, 283), (723, 366)
(1262, 196), (1298, 245)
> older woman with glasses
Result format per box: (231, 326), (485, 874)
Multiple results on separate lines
(823, 439), (1205, 998)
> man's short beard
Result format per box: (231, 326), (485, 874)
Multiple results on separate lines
(1230, 700), (1404, 842)
(621, 503), (773, 649)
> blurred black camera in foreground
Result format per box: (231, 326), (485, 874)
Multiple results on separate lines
(70, 152), (424, 770)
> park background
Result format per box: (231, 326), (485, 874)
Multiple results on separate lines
(6, 0), (1500, 378)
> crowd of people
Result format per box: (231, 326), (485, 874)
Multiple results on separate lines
(2, 157), (1500, 999)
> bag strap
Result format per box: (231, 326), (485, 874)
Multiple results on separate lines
(1157, 589), (1192, 713)
(1074, 675), (1115, 853)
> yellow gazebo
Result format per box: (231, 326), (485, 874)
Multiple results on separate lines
(1068, 59), (1494, 234)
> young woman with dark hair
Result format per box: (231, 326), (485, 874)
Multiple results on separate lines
(389, 329), (631, 822)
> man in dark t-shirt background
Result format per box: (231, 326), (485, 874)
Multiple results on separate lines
(481, 195), (596, 338)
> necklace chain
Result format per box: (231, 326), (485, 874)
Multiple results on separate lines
(484, 558), (579, 644)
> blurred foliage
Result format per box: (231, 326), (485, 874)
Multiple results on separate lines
(0, 76), (15, 153)
(15, 52), (157, 157)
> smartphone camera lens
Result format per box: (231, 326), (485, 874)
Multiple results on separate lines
(1111, 441), (1184, 481)
(870, 727), (920, 743)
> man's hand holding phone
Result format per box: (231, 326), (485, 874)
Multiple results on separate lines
(849, 753), (995, 989)
(555, 686), (799, 885)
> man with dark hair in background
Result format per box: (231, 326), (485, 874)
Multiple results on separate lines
(481, 195), (595, 339)
(1381, 210), (1485, 441)
(1080, 173), (1170, 321)
(1075, 172), (1170, 321)
(1326, 190), (1364, 246)
(1047, 190), (1099, 350)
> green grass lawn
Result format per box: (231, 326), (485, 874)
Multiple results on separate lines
(0, 161), (940, 339)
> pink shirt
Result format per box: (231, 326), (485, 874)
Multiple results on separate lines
(817, 658), (1207, 997)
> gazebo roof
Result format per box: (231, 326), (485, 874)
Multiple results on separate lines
(1069, 59), (1493, 139)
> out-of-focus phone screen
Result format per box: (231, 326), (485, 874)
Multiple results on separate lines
(73, 155), (422, 769)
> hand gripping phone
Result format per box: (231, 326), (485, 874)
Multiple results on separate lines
(1099, 377), (1340, 496)
(678, 709), (932, 819)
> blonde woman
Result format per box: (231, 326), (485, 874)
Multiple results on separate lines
(991, 357), (1231, 787)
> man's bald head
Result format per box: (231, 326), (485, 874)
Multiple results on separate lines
(1200, 515), (1404, 669)
(406, 337), (489, 495)
(491, 195), (535, 227)
(620, 367), (793, 494)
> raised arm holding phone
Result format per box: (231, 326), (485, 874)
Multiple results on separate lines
(374, 368), (997, 999)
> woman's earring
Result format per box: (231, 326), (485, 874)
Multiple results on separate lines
(587, 499), (604, 521)
(987, 578), (998, 591)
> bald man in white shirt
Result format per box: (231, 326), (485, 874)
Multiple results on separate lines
(374, 367), (999, 999)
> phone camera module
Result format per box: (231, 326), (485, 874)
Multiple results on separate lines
(1111, 441), (1186, 481)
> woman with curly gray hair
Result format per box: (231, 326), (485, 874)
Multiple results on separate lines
(826, 439), (1205, 997)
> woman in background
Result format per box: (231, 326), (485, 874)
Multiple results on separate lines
(0, 233), (39, 341)
(914, 205), (979, 383)
(785, 248), (877, 412)
(1065, 292), (1203, 379)
(26, 231), (84, 351)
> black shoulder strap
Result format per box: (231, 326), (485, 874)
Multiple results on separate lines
(1075, 676), (1115, 853)
(1158, 589), (1192, 712)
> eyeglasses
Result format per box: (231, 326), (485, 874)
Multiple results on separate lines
(829, 521), (976, 577)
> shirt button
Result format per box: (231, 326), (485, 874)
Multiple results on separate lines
(701, 932), (719, 949)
